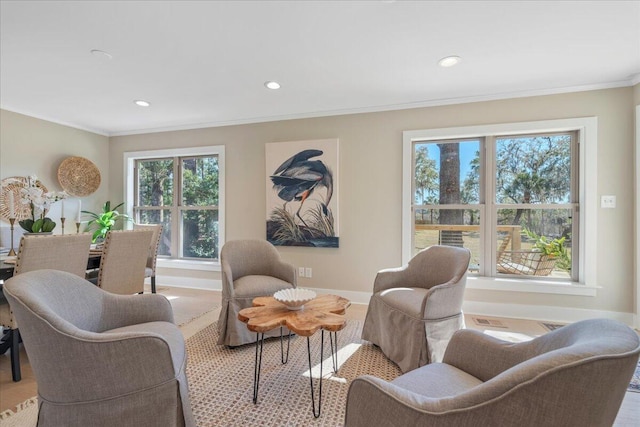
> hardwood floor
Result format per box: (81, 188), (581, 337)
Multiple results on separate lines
(1, 287), (638, 426)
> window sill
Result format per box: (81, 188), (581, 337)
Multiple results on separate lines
(467, 276), (598, 296)
(157, 258), (221, 272)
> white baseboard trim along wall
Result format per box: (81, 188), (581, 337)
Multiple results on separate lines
(462, 301), (635, 327)
(150, 276), (221, 291)
(154, 276), (636, 327)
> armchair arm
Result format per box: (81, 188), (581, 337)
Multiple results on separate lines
(36, 325), (182, 404)
(372, 266), (410, 293)
(271, 261), (297, 287)
(221, 260), (235, 298)
(422, 274), (467, 319)
(442, 329), (533, 381)
(97, 293), (174, 331)
(346, 367), (586, 427)
(345, 375), (457, 427)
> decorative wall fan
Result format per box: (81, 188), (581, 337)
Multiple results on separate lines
(0, 176), (48, 221)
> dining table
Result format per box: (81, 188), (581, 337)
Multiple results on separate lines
(0, 251), (102, 284)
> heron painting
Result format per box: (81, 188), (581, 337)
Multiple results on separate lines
(266, 139), (339, 247)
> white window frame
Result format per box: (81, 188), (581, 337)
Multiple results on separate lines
(124, 145), (225, 271)
(403, 117), (598, 296)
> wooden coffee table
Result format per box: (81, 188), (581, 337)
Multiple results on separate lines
(238, 294), (350, 418)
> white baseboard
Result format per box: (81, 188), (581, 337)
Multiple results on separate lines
(151, 275), (221, 291)
(306, 287), (371, 305)
(152, 276), (635, 326)
(463, 301), (635, 327)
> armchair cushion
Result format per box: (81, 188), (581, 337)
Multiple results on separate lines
(234, 275), (295, 298)
(376, 287), (430, 318)
(391, 364), (483, 397)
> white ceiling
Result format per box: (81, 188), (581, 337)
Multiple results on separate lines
(1, 1), (639, 137)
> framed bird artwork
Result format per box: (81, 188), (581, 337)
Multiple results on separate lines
(266, 138), (339, 247)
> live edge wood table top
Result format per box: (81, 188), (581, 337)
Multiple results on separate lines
(238, 294), (351, 337)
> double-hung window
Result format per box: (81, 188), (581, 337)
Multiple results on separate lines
(403, 118), (597, 290)
(126, 146), (225, 263)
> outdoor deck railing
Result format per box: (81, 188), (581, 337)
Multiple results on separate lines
(414, 224), (522, 251)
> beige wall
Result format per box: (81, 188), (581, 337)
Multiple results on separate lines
(0, 87), (635, 319)
(109, 87), (636, 316)
(0, 109), (110, 241)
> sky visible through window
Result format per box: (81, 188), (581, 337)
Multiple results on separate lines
(416, 140), (480, 186)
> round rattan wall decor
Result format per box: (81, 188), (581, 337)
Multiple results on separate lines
(0, 176), (49, 221)
(57, 156), (101, 197)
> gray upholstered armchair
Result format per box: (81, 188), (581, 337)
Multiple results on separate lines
(3, 270), (195, 427)
(217, 239), (296, 346)
(362, 245), (471, 372)
(346, 318), (640, 427)
(0, 233), (91, 382)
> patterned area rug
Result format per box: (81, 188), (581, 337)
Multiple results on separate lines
(0, 397), (38, 427)
(629, 361), (640, 393)
(0, 318), (401, 427)
(187, 320), (401, 426)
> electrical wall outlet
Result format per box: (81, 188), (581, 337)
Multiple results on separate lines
(601, 195), (616, 209)
(305, 267), (312, 278)
(298, 267), (305, 277)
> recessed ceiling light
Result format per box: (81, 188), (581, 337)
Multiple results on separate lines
(90, 49), (113, 60)
(264, 81), (281, 90)
(438, 55), (462, 67)
(134, 100), (150, 107)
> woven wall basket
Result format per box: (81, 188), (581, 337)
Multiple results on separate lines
(0, 177), (48, 222)
(57, 156), (101, 197)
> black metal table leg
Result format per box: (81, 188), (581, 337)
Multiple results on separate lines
(251, 327), (340, 419)
(253, 332), (264, 404)
(280, 326), (291, 364)
(307, 330), (324, 418)
(329, 331), (338, 372)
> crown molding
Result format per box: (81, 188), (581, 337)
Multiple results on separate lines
(0, 105), (109, 136)
(2, 78), (636, 138)
(108, 79), (635, 137)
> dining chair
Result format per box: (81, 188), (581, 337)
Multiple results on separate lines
(133, 223), (163, 293)
(92, 229), (154, 295)
(0, 233), (92, 382)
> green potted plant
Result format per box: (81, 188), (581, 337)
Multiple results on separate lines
(523, 228), (567, 259)
(522, 227), (571, 273)
(82, 201), (131, 243)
